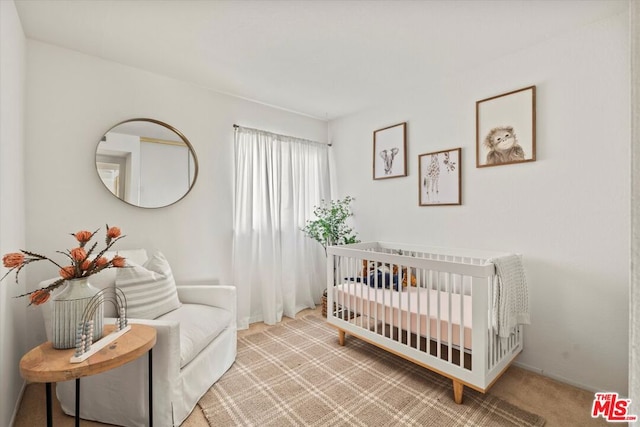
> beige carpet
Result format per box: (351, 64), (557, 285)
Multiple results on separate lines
(199, 314), (545, 426)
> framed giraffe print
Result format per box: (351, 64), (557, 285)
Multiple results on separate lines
(373, 122), (407, 180)
(476, 85), (536, 168)
(419, 148), (461, 206)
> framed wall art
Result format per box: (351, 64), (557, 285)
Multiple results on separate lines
(373, 122), (407, 180)
(419, 147), (461, 206)
(476, 85), (536, 168)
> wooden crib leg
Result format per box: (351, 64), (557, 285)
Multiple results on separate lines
(338, 329), (345, 346)
(453, 380), (464, 404)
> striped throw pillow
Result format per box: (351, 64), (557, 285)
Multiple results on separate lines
(115, 251), (181, 319)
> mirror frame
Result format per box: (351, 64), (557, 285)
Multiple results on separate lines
(96, 118), (199, 209)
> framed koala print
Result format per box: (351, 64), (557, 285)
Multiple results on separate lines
(476, 86), (536, 168)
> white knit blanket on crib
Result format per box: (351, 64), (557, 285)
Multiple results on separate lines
(487, 254), (530, 340)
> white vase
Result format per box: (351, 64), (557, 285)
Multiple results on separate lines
(51, 277), (104, 349)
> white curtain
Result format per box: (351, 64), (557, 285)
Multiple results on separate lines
(232, 126), (330, 329)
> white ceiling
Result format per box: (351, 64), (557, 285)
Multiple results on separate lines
(14, 0), (628, 120)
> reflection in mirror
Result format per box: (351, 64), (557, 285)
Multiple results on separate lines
(96, 118), (198, 208)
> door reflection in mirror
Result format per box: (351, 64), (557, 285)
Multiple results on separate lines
(96, 119), (198, 208)
(96, 158), (125, 199)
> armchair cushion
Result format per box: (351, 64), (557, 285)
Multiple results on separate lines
(116, 251), (181, 319)
(157, 303), (232, 368)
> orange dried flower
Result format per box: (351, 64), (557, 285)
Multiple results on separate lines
(59, 266), (76, 279)
(1, 224), (125, 305)
(3, 253), (24, 268)
(74, 230), (92, 243)
(29, 289), (51, 305)
(107, 227), (121, 239)
(111, 255), (126, 268)
(70, 247), (87, 262)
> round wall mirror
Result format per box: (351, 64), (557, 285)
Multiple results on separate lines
(96, 118), (198, 208)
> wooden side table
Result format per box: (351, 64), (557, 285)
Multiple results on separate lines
(20, 323), (157, 427)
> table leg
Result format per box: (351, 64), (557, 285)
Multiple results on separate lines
(149, 348), (153, 427)
(45, 382), (52, 427)
(75, 378), (80, 427)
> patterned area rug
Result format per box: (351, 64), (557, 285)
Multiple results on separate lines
(199, 314), (545, 426)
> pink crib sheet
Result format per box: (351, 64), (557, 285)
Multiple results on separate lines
(333, 282), (472, 350)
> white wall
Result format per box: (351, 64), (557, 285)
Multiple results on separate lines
(24, 40), (327, 347)
(330, 12), (630, 394)
(0, 1), (26, 424)
(630, 0), (639, 417)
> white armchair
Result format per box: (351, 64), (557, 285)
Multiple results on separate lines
(39, 250), (237, 426)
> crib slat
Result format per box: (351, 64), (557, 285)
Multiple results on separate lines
(344, 257), (349, 320)
(402, 263), (408, 346)
(415, 267), (422, 351)
(339, 257), (344, 319)
(390, 263), (396, 342)
(436, 271), (442, 360)
(427, 269), (434, 356)
(471, 275), (489, 376)
(447, 272), (453, 364)
(327, 253), (335, 320)
(459, 273), (465, 368)
(338, 258), (344, 320)
(358, 258), (364, 327)
(366, 262), (373, 331)
(374, 260), (379, 335)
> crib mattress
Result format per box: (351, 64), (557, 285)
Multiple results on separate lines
(333, 282), (472, 350)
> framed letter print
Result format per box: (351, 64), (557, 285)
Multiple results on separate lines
(373, 122), (407, 180)
(476, 85), (536, 168)
(419, 148), (461, 206)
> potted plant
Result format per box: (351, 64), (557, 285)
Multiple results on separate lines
(301, 196), (359, 317)
(301, 195), (359, 256)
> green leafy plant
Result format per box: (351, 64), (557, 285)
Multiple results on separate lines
(301, 196), (359, 255)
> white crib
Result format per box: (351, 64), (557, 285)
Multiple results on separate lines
(326, 242), (525, 404)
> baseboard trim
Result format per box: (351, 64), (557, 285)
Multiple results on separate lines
(513, 361), (616, 396)
(9, 380), (27, 427)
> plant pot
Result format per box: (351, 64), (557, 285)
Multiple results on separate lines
(321, 289), (328, 318)
(51, 277), (104, 349)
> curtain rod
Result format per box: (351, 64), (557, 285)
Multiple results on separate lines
(233, 124), (331, 146)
